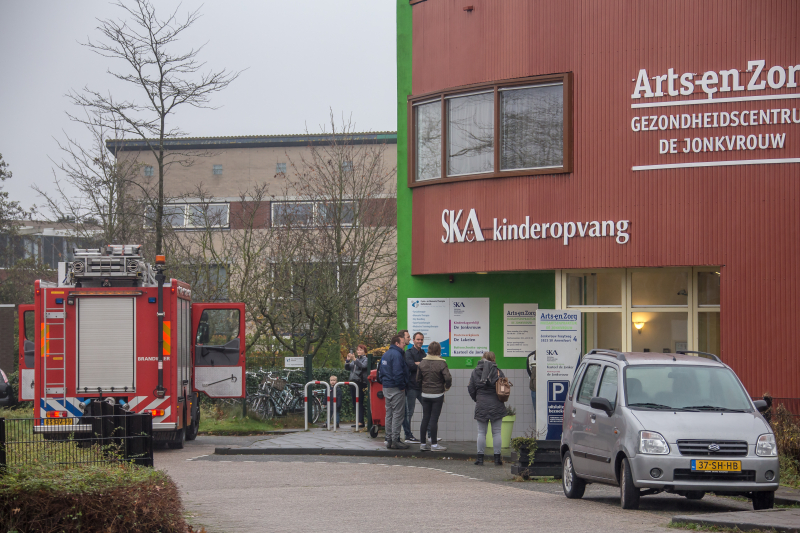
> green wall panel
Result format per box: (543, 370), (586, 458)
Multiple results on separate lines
(395, 1), (555, 370)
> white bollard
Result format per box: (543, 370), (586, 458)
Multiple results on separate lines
(304, 381), (331, 431)
(332, 381), (360, 432)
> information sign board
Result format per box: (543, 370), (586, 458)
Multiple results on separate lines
(536, 310), (582, 440)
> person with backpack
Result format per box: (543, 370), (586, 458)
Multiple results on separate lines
(415, 341), (451, 452)
(467, 351), (509, 466)
(344, 345), (370, 428)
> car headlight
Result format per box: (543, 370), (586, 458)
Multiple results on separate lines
(639, 430), (670, 455)
(756, 434), (777, 457)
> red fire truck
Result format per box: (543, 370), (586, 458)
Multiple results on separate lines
(17, 244), (246, 448)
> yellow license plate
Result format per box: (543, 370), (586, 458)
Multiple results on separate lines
(691, 459), (741, 472)
(43, 418), (74, 426)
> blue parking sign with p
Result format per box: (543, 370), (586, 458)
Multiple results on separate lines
(546, 380), (569, 440)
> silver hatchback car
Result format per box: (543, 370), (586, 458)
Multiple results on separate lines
(560, 350), (779, 510)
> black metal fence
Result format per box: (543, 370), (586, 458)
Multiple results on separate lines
(0, 406), (153, 473)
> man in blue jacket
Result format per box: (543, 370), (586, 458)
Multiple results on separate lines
(378, 333), (411, 449)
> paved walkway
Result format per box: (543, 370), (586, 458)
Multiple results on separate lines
(214, 428), (510, 459)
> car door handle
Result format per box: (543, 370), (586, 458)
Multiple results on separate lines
(572, 408), (576, 418)
(590, 414), (596, 423)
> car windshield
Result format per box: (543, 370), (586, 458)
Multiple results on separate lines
(625, 365), (753, 412)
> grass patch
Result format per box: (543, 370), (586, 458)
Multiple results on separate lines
(198, 405), (282, 436)
(0, 405), (34, 419)
(0, 463), (186, 532)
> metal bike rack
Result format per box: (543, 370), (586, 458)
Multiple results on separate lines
(332, 381), (360, 433)
(304, 381), (331, 431)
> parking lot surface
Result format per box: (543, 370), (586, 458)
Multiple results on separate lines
(155, 436), (753, 533)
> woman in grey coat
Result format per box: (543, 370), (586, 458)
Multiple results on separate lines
(467, 351), (506, 466)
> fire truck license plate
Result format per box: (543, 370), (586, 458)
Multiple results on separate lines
(691, 460), (741, 472)
(43, 418), (74, 426)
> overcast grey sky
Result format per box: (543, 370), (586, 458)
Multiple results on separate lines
(0, 1), (397, 210)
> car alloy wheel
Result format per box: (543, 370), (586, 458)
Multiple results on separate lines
(562, 452), (586, 499)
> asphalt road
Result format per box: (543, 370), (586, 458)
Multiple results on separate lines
(156, 436), (751, 533)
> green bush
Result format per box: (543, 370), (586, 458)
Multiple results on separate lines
(0, 463), (186, 533)
(770, 403), (800, 489)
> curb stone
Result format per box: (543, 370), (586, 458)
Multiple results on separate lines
(672, 509), (800, 532)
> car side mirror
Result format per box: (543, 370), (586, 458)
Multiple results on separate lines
(590, 396), (614, 416)
(753, 399), (770, 413)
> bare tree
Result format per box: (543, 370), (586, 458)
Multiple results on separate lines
(170, 116), (397, 364)
(68, 0), (241, 254)
(33, 112), (153, 250)
(286, 114), (398, 350)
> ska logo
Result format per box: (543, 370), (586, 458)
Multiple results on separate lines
(453, 302), (465, 308)
(546, 350), (559, 356)
(441, 209), (485, 244)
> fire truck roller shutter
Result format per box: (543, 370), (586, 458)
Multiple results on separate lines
(77, 297), (135, 392)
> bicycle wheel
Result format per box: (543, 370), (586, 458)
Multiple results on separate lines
(259, 398), (276, 420)
(311, 396), (322, 424)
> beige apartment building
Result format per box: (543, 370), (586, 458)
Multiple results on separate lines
(105, 132), (399, 351)
(106, 132), (398, 231)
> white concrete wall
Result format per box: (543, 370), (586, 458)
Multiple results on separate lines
(405, 368), (536, 443)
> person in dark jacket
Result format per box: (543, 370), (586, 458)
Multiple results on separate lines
(402, 332), (425, 443)
(415, 341), (451, 452)
(468, 351), (507, 466)
(526, 350), (536, 427)
(377, 334), (411, 449)
(344, 345), (370, 428)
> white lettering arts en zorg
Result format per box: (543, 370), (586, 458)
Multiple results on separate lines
(630, 59), (800, 171)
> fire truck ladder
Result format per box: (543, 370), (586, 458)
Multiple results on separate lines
(42, 293), (68, 408)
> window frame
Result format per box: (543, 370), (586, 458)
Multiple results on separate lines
(148, 203), (230, 230)
(270, 200), (357, 228)
(575, 363), (602, 406)
(596, 364), (619, 411)
(212, 164), (223, 176)
(407, 72), (573, 188)
(559, 267), (722, 354)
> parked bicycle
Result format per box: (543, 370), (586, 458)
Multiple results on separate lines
(249, 369), (323, 423)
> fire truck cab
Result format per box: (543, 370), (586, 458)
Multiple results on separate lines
(17, 245), (246, 449)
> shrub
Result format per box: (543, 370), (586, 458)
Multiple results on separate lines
(0, 463), (186, 533)
(771, 404), (800, 458)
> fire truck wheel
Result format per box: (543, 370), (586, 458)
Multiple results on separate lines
(168, 428), (185, 449)
(185, 409), (200, 441)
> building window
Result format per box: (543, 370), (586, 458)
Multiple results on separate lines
(271, 201), (356, 228)
(144, 165), (154, 177)
(414, 100), (441, 181)
(147, 203), (230, 229)
(213, 164), (223, 175)
(500, 83), (564, 170)
(409, 73), (572, 187)
(271, 202), (315, 227)
(561, 267), (720, 355)
(276, 162), (286, 175)
(341, 160), (353, 172)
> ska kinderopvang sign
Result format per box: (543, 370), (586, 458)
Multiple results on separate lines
(408, 298), (489, 357)
(629, 59), (800, 171)
(441, 208), (630, 246)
